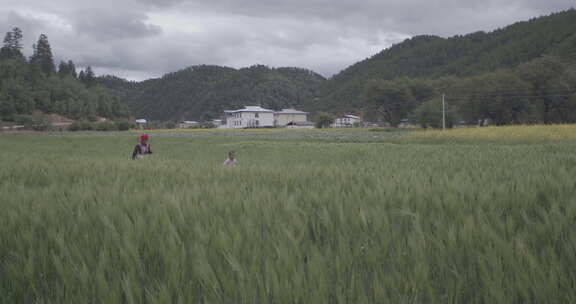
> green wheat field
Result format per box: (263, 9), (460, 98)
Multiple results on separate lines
(1, 126), (576, 303)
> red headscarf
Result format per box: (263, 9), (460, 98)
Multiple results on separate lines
(140, 134), (149, 142)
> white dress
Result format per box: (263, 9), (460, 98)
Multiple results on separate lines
(223, 158), (237, 167)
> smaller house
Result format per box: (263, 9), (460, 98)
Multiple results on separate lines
(135, 119), (147, 130)
(333, 115), (361, 128)
(274, 109), (309, 127)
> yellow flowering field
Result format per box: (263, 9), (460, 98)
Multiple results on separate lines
(409, 124), (576, 143)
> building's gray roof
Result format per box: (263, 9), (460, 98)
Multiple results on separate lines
(275, 109), (308, 115)
(226, 106), (275, 113)
(342, 114), (361, 119)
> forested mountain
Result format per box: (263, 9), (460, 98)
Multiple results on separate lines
(313, 9), (576, 114)
(101, 65), (325, 121)
(0, 28), (129, 123)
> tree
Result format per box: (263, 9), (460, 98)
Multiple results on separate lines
(315, 112), (334, 128)
(58, 60), (78, 78)
(67, 60), (77, 78)
(30, 34), (56, 75)
(0, 92), (16, 117)
(412, 98), (459, 128)
(365, 78), (428, 127)
(0, 27), (128, 122)
(79, 66), (96, 87)
(515, 56), (576, 124)
(58, 61), (69, 78)
(0, 27), (25, 61)
(2, 79), (34, 114)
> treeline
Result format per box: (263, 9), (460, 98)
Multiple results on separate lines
(365, 56), (576, 127)
(0, 27), (129, 123)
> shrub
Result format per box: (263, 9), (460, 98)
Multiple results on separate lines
(95, 121), (117, 131)
(164, 121), (177, 129)
(315, 112), (334, 128)
(13, 114), (52, 131)
(14, 114), (34, 126)
(412, 99), (459, 129)
(31, 118), (51, 131)
(199, 122), (217, 129)
(115, 120), (133, 131)
(68, 121), (94, 131)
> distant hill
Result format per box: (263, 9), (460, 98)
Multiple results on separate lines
(100, 65), (325, 121)
(312, 9), (576, 113)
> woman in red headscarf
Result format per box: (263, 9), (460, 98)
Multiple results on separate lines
(132, 134), (153, 159)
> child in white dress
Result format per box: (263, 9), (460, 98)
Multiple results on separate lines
(223, 151), (236, 167)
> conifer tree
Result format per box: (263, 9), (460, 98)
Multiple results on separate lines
(67, 60), (77, 78)
(58, 61), (69, 78)
(30, 34), (56, 75)
(57, 60), (78, 78)
(0, 27), (24, 61)
(80, 66), (96, 87)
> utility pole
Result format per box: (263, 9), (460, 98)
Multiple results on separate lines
(442, 93), (446, 131)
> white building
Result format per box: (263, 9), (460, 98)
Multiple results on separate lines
(274, 109), (309, 127)
(179, 121), (199, 129)
(225, 106), (275, 128)
(135, 119), (147, 129)
(333, 114), (361, 128)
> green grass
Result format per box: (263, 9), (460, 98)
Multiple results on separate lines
(1, 129), (576, 303)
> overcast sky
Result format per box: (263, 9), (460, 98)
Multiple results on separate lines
(0, 0), (573, 80)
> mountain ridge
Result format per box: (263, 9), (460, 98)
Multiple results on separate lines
(99, 64), (325, 121)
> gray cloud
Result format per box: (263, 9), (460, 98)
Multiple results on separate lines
(67, 8), (162, 40)
(0, 0), (574, 80)
(0, 11), (49, 51)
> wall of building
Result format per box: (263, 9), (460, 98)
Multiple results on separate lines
(275, 113), (308, 127)
(227, 112), (275, 128)
(333, 117), (360, 127)
(225, 113), (235, 128)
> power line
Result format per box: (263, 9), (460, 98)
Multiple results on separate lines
(444, 87), (576, 97)
(369, 90), (576, 110)
(447, 93), (576, 102)
(447, 90), (576, 100)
